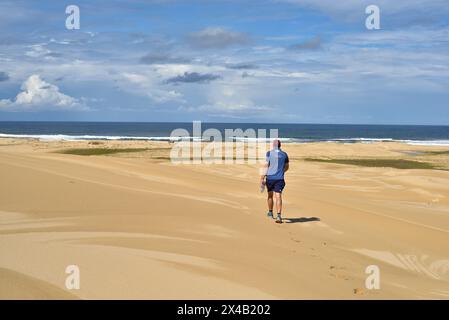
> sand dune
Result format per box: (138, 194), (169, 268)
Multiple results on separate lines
(1, 139), (449, 299)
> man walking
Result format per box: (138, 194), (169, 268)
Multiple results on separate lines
(260, 139), (289, 223)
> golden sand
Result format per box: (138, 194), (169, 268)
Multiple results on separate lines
(1, 138), (449, 299)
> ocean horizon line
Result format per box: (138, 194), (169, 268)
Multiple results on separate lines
(1, 122), (448, 145)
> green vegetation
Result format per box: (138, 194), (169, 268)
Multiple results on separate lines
(424, 150), (449, 155)
(304, 158), (440, 170)
(57, 148), (150, 156)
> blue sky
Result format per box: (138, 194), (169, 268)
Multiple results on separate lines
(0, 0), (449, 124)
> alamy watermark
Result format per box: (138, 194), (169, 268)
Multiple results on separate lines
(365, 265), (381, 290)
(169, 121), (280, 172)
(366, 5), (381, 30)
(66, 5), (80, 30)
(65, 264), (80, 290)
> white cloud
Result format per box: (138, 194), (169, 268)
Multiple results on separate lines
(122, 72), (184, 103)
(25, 44), (51, 58)
(0, 74), (87, 111)
(188, 27), (249, 49)
(185, 85), (273, 117)
(195, 101), (272, 114)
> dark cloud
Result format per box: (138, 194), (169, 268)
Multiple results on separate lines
(45, 52), (63, 58)
(166, 72), (221, 84)
(226, 63), (258, 70)
(0, 71), (9, 82)
(140, 52), (190, 64)
(289, 36), (322, 51)
(187, 27), (249, 49)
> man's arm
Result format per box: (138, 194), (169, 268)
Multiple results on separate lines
(260, 162), (268, 185)
(260, 151), (270, 185)
(284, 154), (289, 173)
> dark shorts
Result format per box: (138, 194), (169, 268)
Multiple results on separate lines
(266, 179), (286, 193)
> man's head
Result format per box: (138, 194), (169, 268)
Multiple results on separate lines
(272, 139), (281, 149)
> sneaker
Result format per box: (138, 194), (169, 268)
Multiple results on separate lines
(275, 214), (283, 224)
(267, 211), (274, 219)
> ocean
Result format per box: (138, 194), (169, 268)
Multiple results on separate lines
(1, 122), (449, 146)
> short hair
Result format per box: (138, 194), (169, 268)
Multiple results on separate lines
(273, 139), (281, 148)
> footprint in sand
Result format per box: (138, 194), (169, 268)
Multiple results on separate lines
(329, 265), (351, 281)
(353, 288), (367, 295)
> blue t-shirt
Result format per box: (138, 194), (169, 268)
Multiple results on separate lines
(266, 149), (289, 180)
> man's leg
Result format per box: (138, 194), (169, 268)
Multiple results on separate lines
(267, 191), (274, 218)
(275, 192), (283, 223)
(274, 192), (282, 214)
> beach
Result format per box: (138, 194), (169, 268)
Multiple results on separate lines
(1, 138), (449, 299)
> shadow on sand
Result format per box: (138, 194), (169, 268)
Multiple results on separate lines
(284, 217), (320, 224)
